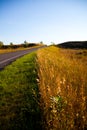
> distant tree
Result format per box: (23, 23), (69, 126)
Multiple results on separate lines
(9, 42), (14, 49)
(51, 42), (55, 45)
(24, 40), (27, 44)
(10, 42), (13, 46)
(0, 41), (4, 48)
(40, 41), (43, 44)
(24, 40), (29, 47)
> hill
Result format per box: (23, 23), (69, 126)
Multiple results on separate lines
(57, 41), (87, 49)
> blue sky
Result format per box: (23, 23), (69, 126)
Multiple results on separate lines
(0, 0), (87, 45)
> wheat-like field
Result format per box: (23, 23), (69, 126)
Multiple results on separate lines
(37, 46), (87, 130)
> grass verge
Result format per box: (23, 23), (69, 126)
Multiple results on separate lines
(37, 46), (87, 130)
(0, 52), (41, 130)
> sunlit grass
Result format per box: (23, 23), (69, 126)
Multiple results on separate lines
(37, 46), (87, 130)
(0, 52), (41, 130)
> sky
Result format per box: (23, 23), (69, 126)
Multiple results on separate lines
(0, 0), (87, 45)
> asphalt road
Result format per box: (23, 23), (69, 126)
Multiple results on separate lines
(0, 46), (46, 70)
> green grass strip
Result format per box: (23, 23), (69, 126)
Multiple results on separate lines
(0, 52), (41, 130)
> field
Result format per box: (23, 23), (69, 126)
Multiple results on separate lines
(37, 46), (87, 130)
(0, 47), (28, 54)
(0, 46), (87, 130)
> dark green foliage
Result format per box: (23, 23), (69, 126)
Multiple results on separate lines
(0, 43), (37, 49)
(57, 41), (87, 49)
(0, 41), (4, 49)
(0, 53), (41, 130)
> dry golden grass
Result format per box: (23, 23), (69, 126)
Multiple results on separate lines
(0, 45), (42, 54)
(0, 48), (24, 54)
(37, 46), (87, 130)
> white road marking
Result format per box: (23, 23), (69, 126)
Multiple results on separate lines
(0, 52), (29, 65)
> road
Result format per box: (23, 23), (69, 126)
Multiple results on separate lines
(0, 46), (45, 70)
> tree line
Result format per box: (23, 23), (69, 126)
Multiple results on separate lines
(0, 41), (38, 49)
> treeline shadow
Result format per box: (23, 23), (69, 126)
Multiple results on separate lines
(0, 43), (37, 49)
(57, 41), (87, 49)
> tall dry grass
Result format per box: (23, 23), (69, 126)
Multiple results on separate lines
(37, 46), (87, 130)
